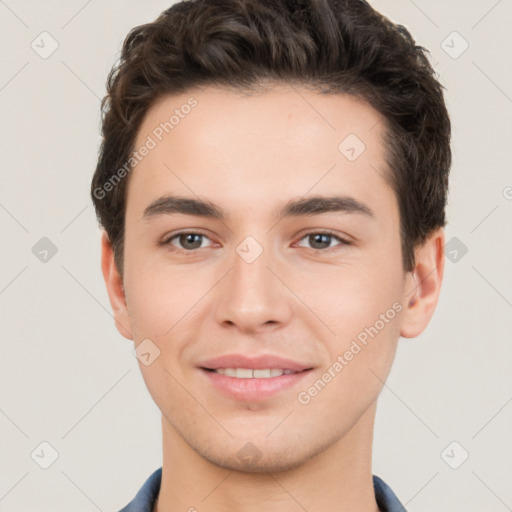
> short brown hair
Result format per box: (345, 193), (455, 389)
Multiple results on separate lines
(91, 0), (451, 274)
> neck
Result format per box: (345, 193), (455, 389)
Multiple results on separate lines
(154, 403), (380, 512)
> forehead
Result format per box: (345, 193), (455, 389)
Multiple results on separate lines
(128, 85), (395, 223)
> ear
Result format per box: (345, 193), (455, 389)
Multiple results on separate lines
(100, 231), (133, 340)
(400, 228), (445, 338)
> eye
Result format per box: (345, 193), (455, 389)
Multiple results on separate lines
(296, 231), (350, 251)
(161, 230), (350, 252)
(162, 231), (214, 251)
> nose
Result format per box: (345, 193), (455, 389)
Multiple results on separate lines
(213, 240), (293, 334)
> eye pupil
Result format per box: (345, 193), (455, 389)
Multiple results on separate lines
(309, 234), (331, 249)
(180, 233), (202, 249)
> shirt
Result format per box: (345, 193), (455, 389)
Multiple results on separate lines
(118, 467), (407, 512)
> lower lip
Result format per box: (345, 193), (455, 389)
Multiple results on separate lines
(199, 368), (312, 401)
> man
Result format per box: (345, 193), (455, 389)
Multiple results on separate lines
(91, 0), (451, 510)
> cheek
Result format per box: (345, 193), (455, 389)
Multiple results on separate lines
(296, 256), (404, 339)
(296, 272), (404, 423)
(122, 253), (216, 385)
(122, 259), (196, 413)
(123, 245), (195, 333)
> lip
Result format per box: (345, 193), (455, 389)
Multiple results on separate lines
(197, 354), (314, 401)
(198, 354), (313, 372)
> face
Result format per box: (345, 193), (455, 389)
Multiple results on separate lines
(103, 84), (439, 472)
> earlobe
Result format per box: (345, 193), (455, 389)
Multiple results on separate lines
(100, 231), (133, 340)
(400, 228), (445, 338)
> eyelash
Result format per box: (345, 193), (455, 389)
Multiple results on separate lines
(160, 230), (351, 253)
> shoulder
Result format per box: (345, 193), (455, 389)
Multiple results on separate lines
(373, 474), (407, 512)
(118, 467), (162, 512)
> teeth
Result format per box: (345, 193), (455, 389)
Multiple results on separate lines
(213, 368), (296, 378)
(236, 368), (253, 379)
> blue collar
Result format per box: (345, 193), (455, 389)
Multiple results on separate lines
(119, 467), (406, 512)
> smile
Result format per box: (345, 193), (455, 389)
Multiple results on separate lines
(207, 368), (297, 378)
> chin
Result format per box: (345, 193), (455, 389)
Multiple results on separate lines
(207, 448), (311, 474)
(191, 433), (329, 474)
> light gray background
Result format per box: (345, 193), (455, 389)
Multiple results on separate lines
(1, 1), (511, 510)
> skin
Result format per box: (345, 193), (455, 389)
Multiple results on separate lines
(101, 84), (445, 512)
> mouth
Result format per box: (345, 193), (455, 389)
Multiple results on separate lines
(197, 354), (315, 401)
(201, 367), (309, 378)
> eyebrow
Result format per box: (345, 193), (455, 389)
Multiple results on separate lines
(142, 194), (375, 221)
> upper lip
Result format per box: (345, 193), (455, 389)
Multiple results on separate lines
(198, 354), (313, 372)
